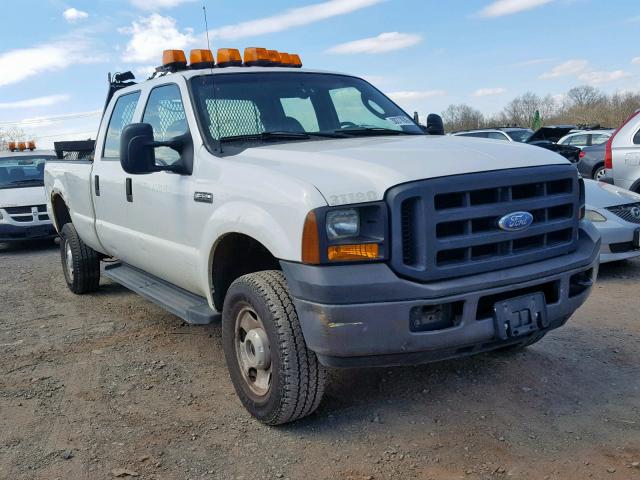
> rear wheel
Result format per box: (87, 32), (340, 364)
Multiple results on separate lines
(59, 223), (100, 294)
(222, 270), (327, 425)
(593, 164), (606, 181)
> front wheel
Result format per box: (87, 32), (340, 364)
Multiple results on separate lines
(222, 270), (327, 425)
(59, 223), (100, 294)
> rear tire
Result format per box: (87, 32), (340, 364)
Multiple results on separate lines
(59, 223), (100, 294)
(593, 164), (605, 181)
(222, 270), (327, 425)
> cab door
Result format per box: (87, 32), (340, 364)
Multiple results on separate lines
(92, 90), (142, 259)
(118, 82), (204, 294)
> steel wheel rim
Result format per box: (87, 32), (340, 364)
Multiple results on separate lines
(595, 168), (605, 180)
(234, 305), (272, 397)
(65, 242), (74, 282)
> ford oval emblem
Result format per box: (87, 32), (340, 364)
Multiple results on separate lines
(498, 211), (534, 232)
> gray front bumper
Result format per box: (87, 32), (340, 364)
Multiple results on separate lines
(281, 223), (600, 368)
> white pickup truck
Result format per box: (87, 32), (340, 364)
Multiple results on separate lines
(45, 47), (600, 424)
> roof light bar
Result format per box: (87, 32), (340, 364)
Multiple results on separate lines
(267, 50), (282, 66)
(190, 49), (215, 69)
(217, 48), (242, 67)
(289, 54), (303, 68)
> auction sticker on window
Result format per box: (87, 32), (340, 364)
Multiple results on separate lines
(386, 115), (414, 126)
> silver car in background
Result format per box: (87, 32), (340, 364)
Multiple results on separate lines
(606, 109), (640, 192)
(584, 179), (640, 263)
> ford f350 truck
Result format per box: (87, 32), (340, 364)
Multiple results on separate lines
(45, 47), (600, 425)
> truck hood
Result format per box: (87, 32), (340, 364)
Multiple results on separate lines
(235, 135), (569, 205)
(0, 186), (47, 208)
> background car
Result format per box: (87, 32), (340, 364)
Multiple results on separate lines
(577, 143), (607, 180)
(557, 130), (613, 150)
(451, 127), (533, 142)
(584, 179), (640, 263)
(607, 109), (640, 192)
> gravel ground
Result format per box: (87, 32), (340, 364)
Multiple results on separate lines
(1, 240), (639, 480)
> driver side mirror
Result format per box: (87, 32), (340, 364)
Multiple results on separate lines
(120, 123), (157, 175)
(425, 114), (445, 136)
(120, 123), (188, 175)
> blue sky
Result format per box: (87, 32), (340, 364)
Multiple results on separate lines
(1, 0), (639, 147)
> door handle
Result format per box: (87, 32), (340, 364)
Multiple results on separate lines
(126, 178), (133, 202)
(94, 175), (100, 196)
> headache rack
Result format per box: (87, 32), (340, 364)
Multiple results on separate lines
(54, 140), (96, 160)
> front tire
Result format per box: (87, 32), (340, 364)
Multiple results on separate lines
(222, 271), (327, 425)
(59, 223), (100, 294)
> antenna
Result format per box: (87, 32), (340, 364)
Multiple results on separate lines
(202, 4), (223, 153)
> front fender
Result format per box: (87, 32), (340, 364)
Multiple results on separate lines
(198, 201), (310, 308)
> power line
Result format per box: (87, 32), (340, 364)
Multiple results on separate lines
(33, 130), (96, 139)
(0, 110), (102, 128)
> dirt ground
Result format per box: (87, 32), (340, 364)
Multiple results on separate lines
(1, 241), (639, 480)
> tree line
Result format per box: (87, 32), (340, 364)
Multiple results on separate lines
(441, 85), (640, 133)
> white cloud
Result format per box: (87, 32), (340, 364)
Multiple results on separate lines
(0, 94), (70, 110)
(120, 14), (195, 63)
(0, 37), (99, 87)
(540, 59), (589, 79)
(473, 87), (507, 97)
(633, 57), (640, 65)
(513, 58), (553, 67)
(135, 65), (157, 78)
(130, 0), (195, 10)
(63, 8), (88, 22)
(387, 90), (447, 101)
(479, 0), (555, 17)
(578, 70), (632, 85)
(210, 0), (384, 40)
(326, 32), (422, 55)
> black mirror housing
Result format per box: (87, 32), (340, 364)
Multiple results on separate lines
(426, 114), (445, 136)
(120, 123), (157, 174)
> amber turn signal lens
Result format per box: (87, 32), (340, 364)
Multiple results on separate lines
(217, 48), (242, 67)
(189, 49), (214, 67)
(162, 49), (187, 67)
(327, 244), (380, 262)
(301, 211), (320, 264)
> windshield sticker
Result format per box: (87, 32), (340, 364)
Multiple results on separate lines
(386, 116), (414, 126)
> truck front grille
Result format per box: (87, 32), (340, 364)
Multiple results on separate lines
(387, 165), (581, 282)
(606, 203), (640, 224)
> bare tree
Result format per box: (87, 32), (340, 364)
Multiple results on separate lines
(0, 127), (27, 151)
(441, 104), (485, 132)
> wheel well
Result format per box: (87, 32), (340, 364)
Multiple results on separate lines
(51, 194), (72, 230)
(211, 233), (280, 311)
(592, 162), (604, 177)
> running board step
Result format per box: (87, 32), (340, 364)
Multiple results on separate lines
(103, 263), (219, 325)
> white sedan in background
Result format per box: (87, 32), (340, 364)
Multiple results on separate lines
(584, 179), (640, 263)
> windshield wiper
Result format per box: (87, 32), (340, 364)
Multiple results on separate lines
(220, 131), (344, 143)
(335, 127), (416, 136)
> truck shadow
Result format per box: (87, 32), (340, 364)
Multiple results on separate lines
(0, 239), (59, 255)
(596, 258), (640, 281)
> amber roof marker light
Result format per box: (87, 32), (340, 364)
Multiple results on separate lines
(190, 49), (215, 69)
(161, 49), (188, 72)
(244, 47), (271, 67)
(217, 48), (243, 67)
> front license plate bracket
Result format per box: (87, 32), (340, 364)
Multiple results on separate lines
(493, 293), (547, 340)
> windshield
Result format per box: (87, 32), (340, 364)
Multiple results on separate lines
(507, 129), (533, 143)
(0, 156), (53, 189)
(190, 72), (423, 146)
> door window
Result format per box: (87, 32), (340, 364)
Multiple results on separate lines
(143, 84), (189, 166)
(458, 132), (488, 138)
(591, 134), (610, 145)
(103, 92), (141, 159)
(486, 132), (509, 141)
(632, 130), (640, 145)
